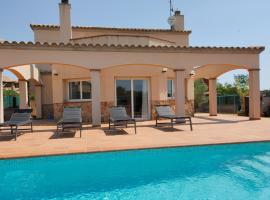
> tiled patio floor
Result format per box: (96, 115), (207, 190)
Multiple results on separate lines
(0, 113), (270, 159)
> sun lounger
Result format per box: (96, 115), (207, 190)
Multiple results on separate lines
(155, 105), (193, 131)
(108, 106), (137, 134)
(57, 107), (82, 137)
(4, 109), (33, 140)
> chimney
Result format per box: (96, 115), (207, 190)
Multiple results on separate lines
(59, 0), (72, 43)
(172, 10), (184, 31)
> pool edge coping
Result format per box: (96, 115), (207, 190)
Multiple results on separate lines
(1, 139), (270, 160)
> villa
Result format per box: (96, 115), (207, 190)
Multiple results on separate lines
(1, 2), (270, 198)
(0, 0), (264, 127)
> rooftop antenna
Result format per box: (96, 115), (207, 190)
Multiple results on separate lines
(169, 0), (174, 16)
(167, 0), (176, 27)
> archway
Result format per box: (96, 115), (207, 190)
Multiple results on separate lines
(1, 65), (44, 120)
(193, 64), (260, 120)
(0, 62), (103, 125)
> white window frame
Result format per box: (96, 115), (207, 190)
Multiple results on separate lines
(67, 79), (92, 102)
(167, 79), (175, 99)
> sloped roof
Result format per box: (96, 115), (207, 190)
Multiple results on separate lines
(30, 24), (192, 34)
(0, 41), (265, 54)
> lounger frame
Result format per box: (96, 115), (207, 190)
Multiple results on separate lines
(57, 107), (82, 137)
(4, 109), (33, 141)
(108, 106), (137, 134)
(155, 105), (193, 131)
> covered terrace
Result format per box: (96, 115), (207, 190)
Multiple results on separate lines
(0, 41), (264, 125)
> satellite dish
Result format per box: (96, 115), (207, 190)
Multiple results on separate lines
(167, 16), (176, 26)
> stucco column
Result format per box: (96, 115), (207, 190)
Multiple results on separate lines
(0, 69), (4, 123)
(35, 85), (42, 119)
(209, 78), (217, 116)
(187, 76), (194, 101)
(175, 69), (186, 117)
(152, 73), (167, 103)
(19, 80), (28, 109)
(186, 76), (195, 116)
(249, 69), (261, 120)
(91, 69), (101, 127)
(52, 72), (64, 120)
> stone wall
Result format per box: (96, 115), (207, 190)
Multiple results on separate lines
(42, 104), (54, 119)
(49, 100), (194, 122)
(101, 101), (114, 122)
(53, 102), (92, 122)
(51, 101), (115, 122)
(151, 99), (194, 119)
(185, 99), (195, 116)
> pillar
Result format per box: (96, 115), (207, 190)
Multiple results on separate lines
(52, 65), (64, 120)
(249, 69), (261, 120)
(152, 73), (167, 103)
(209, 78), (217, 116)
(187, 76), (194, 101)
(19, 80), (28, 109)
(91, 69), (101, 126)
(35, 85), (42, 119)
(175, 69), (186, 116)
(186, 76), (195, 115)
(0, 69), (4, 123)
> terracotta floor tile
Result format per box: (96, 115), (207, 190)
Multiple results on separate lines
(0, 113), (270, 159)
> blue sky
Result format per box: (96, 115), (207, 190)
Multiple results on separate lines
(0, 0), (269, 89)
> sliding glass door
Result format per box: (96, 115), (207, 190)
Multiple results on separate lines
(116, 79), (149, 120)
(115, 80), (132, 116)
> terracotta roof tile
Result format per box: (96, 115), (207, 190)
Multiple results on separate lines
(30, 24), (192, 34)
(0, 41), (265, 54)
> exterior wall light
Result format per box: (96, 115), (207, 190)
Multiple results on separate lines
(190, 70), (195, 76)
(52, 70), (59, 76)
(162, 67), (168, 73)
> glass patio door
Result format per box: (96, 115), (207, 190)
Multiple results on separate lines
(116, 79), (149, 120)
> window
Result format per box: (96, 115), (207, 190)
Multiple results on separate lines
(167, 79), (175, 98)
(68, 80), (91, 101)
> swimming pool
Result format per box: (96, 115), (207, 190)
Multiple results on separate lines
(1, 142), (270, 200)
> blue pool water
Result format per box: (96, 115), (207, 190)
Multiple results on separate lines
(1, 143), (270, 200)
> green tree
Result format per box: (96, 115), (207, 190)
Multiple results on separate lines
(3, 89), (19, 97)
(217, 83), (238, 96)
(194, 79), (208, 110)
(234, 74), (249, 112)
